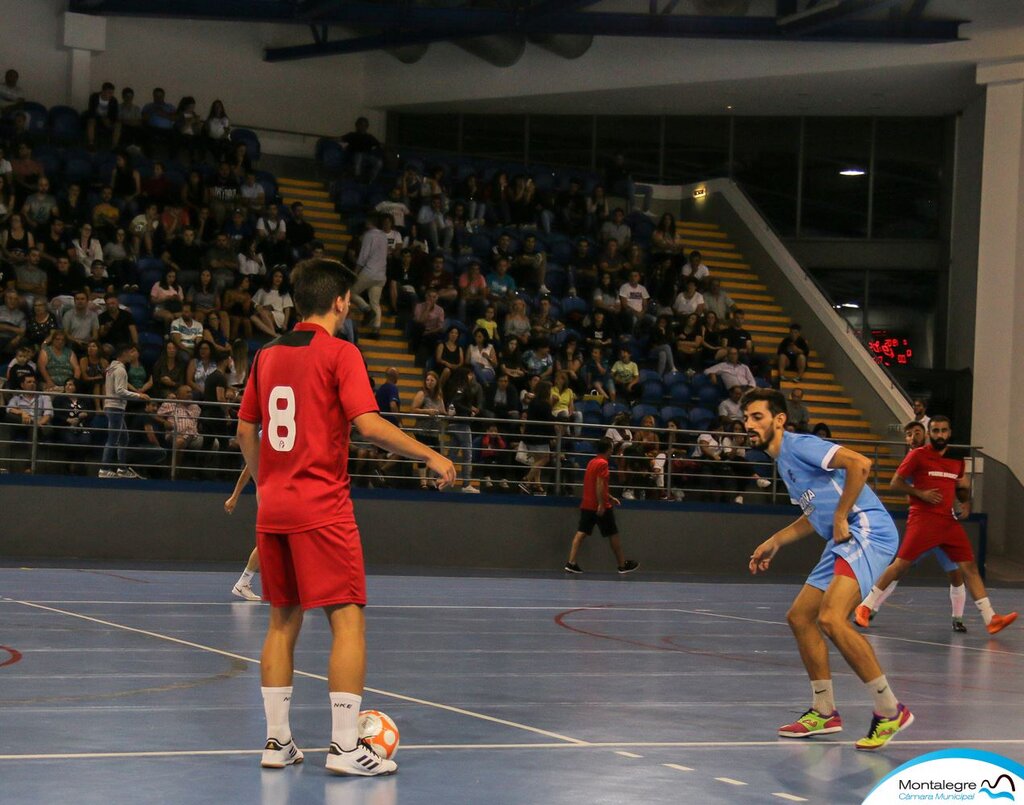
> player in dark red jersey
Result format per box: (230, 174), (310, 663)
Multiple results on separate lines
(856, 416), (1017, 635)
(563, 438), (639, 575)
(236, 258), (456, 776)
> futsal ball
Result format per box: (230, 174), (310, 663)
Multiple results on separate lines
(358, 710), (400, 759)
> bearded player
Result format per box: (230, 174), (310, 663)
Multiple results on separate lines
(237, 258), (456, 776)
(743, 388), (912, 751)
(856, 416), (1017, 635)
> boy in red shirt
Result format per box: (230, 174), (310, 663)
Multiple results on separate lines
(564, 437), (639, 575)
(237, 258), (455, 776)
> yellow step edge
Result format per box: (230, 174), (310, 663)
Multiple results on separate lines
(719, 281), (770, 292)
(684, 250), (745, 261)
(677, 221), (721, 230)
(677, 229), (728, 239)
(285, 200), (335, 211)
(686, 243), (741, 253)
(278, 178), (325, 188)
(281, 191), (331, 202)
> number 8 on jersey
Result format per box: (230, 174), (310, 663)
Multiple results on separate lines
(269, 385), (296, 453)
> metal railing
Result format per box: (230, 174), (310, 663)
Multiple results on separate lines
(0, 389), (982, 510)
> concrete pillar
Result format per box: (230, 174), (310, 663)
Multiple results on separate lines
(62, 11), (107, 107)
(67, 48), (91, 109)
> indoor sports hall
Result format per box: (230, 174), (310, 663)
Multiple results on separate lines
(3, 2), (1024, 804)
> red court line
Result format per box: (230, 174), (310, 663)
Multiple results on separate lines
(0, 646), (22, 668)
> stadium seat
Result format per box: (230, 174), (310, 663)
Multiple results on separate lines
(689, 408), (716, 432)
(47, 106), (81, 144)
(660, 406), (690, 427)
(638, 369), (661, 386)
(230, 128), (261, 161)
(696, 385), (723, 407)
(21, 101), (48, 135)
(630, 405), (661, 426)
(640, 379), (664, 404)
(576, 400), (601, 418)
(602, 402), (627, 423)
(669, 382), (692, 406)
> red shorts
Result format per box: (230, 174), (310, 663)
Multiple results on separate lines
(257, 519), (367, 610)
(897, 516), (974, 564)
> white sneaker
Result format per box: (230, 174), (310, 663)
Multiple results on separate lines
(539, 284), (551, 295)
(756, 477), (772, 489)
(232, 583), (261, 601)
(98, 469), (117, 479)
(325, 740), (397, 776)
(734, 495), (744, 504)
(261, 737), (304, 768)
(671, 489), (685, 501)
(622, 489), (635, 500)
(122, 466), (146, 480)
(461, 484), (480, 494)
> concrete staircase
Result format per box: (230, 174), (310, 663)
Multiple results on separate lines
(277, 177), (351, 260)
(677, 220), (902, 502)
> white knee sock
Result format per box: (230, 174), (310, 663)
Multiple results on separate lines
(811, 679), (835, 714)
(262, 686), (293, 742)
(950, 584), (966, 619)
(862, 581), (895, 612)
(975, 596), (995, 625)
(235, 568), (256, 588)
(330, 691), (362, 751)
(866, 675), (899, 718)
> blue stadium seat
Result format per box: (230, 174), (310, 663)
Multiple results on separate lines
(640, 379), (664, 404)
(550, 239), (572, 264)
(576, 400), (601, 418)
(689, 372), (712, 390)
(689, 408), (716, 432)
(696, 385), (723, 407)
(21, 102), (48, 134)
(660, 406), (690, 427)
(47, 105), (81, 144)
(230, 128), (261, 161)
(669, 382), (692, 406)
(337, 186), (364, 212)
(638, 369), (661, 385)
(470, 233), (492, 257)
(602, 402), (627, 423)
(630, 405), (661, 427)
(317, 138), (344, 172)
(560, 296), (589, 320)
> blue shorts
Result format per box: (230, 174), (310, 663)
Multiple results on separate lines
(806, 513), (899, 600)
(917, 547), (959, 574)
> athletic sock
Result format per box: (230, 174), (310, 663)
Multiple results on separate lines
(975, 596), (995, 625)
(262, 686), (293, 742)
(811, 679), (835, 714)
(235, 569), (256, 588)
(866, 675), (899, 718)
(874, 580), (898, 609)
(950, 584), (967, 619)
(862, 584), (886, 612)
(330, 691), (362, 751)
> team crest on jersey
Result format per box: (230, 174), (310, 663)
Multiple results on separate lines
(798, 489), (816, 516)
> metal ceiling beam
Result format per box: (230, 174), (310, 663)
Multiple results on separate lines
(777, 0), (905, 34)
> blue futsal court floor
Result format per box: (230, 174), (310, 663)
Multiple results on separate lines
(1, 568), (1022, 804)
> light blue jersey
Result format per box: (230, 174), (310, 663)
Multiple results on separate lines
(776, 432), (899, 597)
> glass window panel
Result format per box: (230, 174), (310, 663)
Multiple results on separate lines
(872, 118), (944, 240)
(801, 117), (871, 237)
(462, 114), (526, 162)
(392, 113), (460, 153)
(595, 115), (660, 182)
(731, 117), (800, 236)
(663, 116), (730, 185)
(529, 115), (593, 171)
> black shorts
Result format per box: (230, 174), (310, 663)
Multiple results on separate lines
(578, 508), (618, 538)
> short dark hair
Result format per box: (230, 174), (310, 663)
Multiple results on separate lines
(904, 420), (926, 432)
(789, 323), (802, 331)
(595, 437), (613, 456)
(740, 387), (788, 420)
(732, 307), (745, 316)
(117, 342), (136, 357)
(104, 292), (119, 301)
(102, 81), (114, 91)
(929, 414), (951, 428)
(291, 258), (357, 318)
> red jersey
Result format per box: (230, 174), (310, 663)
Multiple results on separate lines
(238, 322), (378, 532)
(581, 456), (613, 511)
(896, 445), (964, 521)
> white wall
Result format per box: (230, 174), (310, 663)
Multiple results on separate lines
(0, 0), (75, 107)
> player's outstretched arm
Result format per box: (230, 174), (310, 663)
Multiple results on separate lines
(354, 412), (457, 489)
(827, 446), (873, 543)
(225, 465), (253, 514)
(749, 515), (814, 575)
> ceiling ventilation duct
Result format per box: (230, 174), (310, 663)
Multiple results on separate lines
(386, 43), (430, 63)
(526, 33), (593, 59)
(693, 0), (751, 13)
(455, 33), (527, 67)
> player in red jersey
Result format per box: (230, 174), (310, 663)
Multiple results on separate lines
(856, 416), (1017, 635)
(563, 438), (639, 575)
(236, 258), (455, 777)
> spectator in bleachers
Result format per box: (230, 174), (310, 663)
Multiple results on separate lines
(455, 173), (485, 225)
(160, 201), (189, 244)
(456, 259), (488, 324)
(149, 268), (184, 327)
(691, 420), (726, 499)
(555, 177), (587, 237)
(0, 286), (26, 355)
(181, 170), (206, 218)
(514, 176), (553, 233)
(91, 187), (121, 239)
(203, 231), (237, 291)
(207, 161), (239, 226)
(102, 228), (134, 288)
(79, 339), (109, 400)
(468, 328), (498, 387)
(605, 152), (651, 214)
(380, 212), (403, 259)
(62, 290), (98, 354)
(125, 342), (151, 394)
(530, 296), (564, 340)
(417, 195), (453, 254)
(435, 325), (464, 390)
(0, 69), (24, 114)
(519, 379), (555, 495)
(488, 171), (512, 226)
(5, 373), (52, 437)
(98, 293), (138, 357)
(222, 274), (253, 340)
(15, 246), (46, 305)
(598, 237), (628, 280)
(474, 303), (499, 343)
(650, 256), (681, 316)
(10, 143), (42, 200)
(256, 204), (289, 266)
(38, 329), (79, 390)
(201, 311), (231, 357)
(812, 422), (832, 440)
(705, 347), (755, 391)
(409, 288), (445, 355)
(222, 208), (253, 250)
(478, 424), (509, 489)
(776, 322), (809, 382)
(22, 176), (56, 233)
(71, 222), (104, 273)
(128, 203), (161, 258)
(376, 187), (411, 233)
(420, 252), (457, 312)
(203, 100), (231, 161)
(52, 377), (93, 456)
(83, 82), (120, 150)
(421, 166), (448, 205)
(787, 387), (811, 433)
(721, 420), (769, 504)
(238, 171), (265, 216)
(162, 226), (202, 285)
(152, 340), (186, 397)
(57, 183), (88, 230)
(551, 370), (582, 435)
(0, 175), (13, 228)
(236, 238), (266, 282)
(672, 277), (704, 319)
(911, 397), (930, 430)
(46, 254), (85, 314)
(556, 335), (584, 395)
(649, 314), (677, 377)
(194, 205), (218, 244)
(118, 88), (145, 151)
(186, 339), (217, 398)
(155, 383), (202, 452)
(341, 117), (383, 184)
(25, 297), (56, 348)
(142, 88), (177, 156)
(683, 250), (710, 287)
(110, 152), (141, 209)
(250, 268), (293, 337)
(349, 214), (385, 339)
(484, 373), (519, 419)
(523, 338), (554, 381)
(445, 366), (481, 493)
(611, 347), (640, 402)
(399, 164), (422, 211)
(720, 308), (753, 357)
(702, 278), (734, 322)
(700, 310), (728, 363)
(173, 96), (203, 163)
(287, 202), (316, 260)
(581, 308), (615, 355)
(491, 232), (514, 266)
(375, 367), (401, 425)
(85, 259), (115, 308)
(592, 272), (621, 318)
(583, 345), (614, 402)
(498, 338), (527, 389)
(38, 218), (70, 269)
(409, 370), (445, 489)
(0, 146), (11, 185)
(618, 269), (652, 334)
(601, 208), (631, 248)
(719, 383), (745, 423)
(142, 162), (176, 209)
(515, 234), (550, 295)
(651, 213), (682, 260)
(187, 268), (221, 325)
(170, 302), (203, 356)
(568, 237), (597, 297)
(486, 257), (517, 315)
(386, 247), (417, 316)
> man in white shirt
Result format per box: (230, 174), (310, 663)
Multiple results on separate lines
(683, 250), (710, 287)
(672, 279), (705, 318)
(718, 385), (744, 423)
(375, 187), (411, 231)
(170, 303), (204, 356)
(911, 398), (930, 431)
(5, 374), (53, 440)
(617, 270), (651, 334)
(417, 195), (453, 253)
(704, 348), (756, 391)
(352, 214), (388, 337)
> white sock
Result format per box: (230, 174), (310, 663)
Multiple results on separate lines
(975, 596), (995, 625)
(811, 679), (835, 714)
(330, 691), (362, 751)
(950, 584), (966, 619)
(862, 584), (886, 612)
(262, 686), (293, 742)
(866, 675), (899, 718)
(235, 569), (256, 588)
(874, 580), (898, 609)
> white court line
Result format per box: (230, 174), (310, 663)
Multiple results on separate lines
(663, 763), (694, 772)
(772, 794), (809, 803)
(614, 751), (643, 759)
(1, 598), (587, 746)
(716, 777), (749, 786)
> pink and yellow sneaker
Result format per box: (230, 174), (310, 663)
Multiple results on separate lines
(778, 708), (843, 738)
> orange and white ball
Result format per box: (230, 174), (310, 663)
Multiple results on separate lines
(358, 710), (400, 759)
